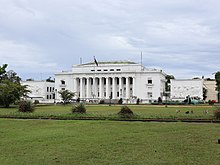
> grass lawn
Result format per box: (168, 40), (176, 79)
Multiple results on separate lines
(0, 104), (217, 120)
(0, 119), (219, 165)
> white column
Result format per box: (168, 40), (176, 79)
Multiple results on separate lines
(86, 78), (91, 98)
(99, 77), (103, 99)
(106, 77), (110, 99)
(132, 77), (136, 97)
(119, 77), (122, 98)
(73, 78), (77, 93)
(112, 77), (116, 99)
(95, 78), (99, 98)
(93, 77), (96, 98)
(126, 77), (130, 99)
(80, 78), (83, 98)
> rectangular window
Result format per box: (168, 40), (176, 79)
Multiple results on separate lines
(110, 69), (114, 71)
(116, 69), (121, 71)
(104, 69), (108, 71)
(97, 69), (101, 71)
(47, 87), (49, 92)
(148, 79), (153, 84)
(91, 70), (95, 72)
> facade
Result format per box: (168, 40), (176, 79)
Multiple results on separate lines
(170, 79), (203, 101)
(21, 80), (55, 103)
(55, 61), (167, 103)
(203, 80), (218, 101)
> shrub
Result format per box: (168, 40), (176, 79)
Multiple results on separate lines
(136, 98), (140, 105)
(34, 100), (40, 104)
(72, 103), (86, 113)
(213, 107), (220, 119)
(99, 100), (105, 104)
(118, 98), (123, 104)
(118, 106), (133, 117)
(18, 100), (35, 112)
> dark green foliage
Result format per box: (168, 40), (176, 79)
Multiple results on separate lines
(215, 72), (220, 102)
(213, 107), (220, 119)
(118, 98), (123, 104)
(203, 87), (207, 100)
(215, 72), (220, 91)
(18, 100), (35, 112)
(76, 98), (80, 103)
(34, 100), (40, 104)
(0, 64), (29, 108)
(72, 103), (86, 113)
(118, 106), (133, 117)
(26, 78), (34, 81)
(0, 80), (29, 108)
(158, 97), (162, 103)
(136, 98), (140, 105)
(99, 100), (105, 104)
(46, 77), (55, 82)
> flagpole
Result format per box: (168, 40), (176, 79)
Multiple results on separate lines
(141, 51), (143, 71)
(93, 56), (98, 101)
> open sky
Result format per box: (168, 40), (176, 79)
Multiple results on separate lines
(0, 0), (220, 80)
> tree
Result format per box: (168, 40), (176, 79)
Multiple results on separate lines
(46, 77), (55, 82)
(58, 90), (75, 104)
(165, 75), (175, 91)
(215, 72), (220, 102)
(203, 87), (207, 101)
(0, 64), (29, 107)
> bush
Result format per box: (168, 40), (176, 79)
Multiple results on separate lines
(213, 107), (220, 119)
(34, 100), (40, 104)
(18, 100), (35, 112)
(99, 100), (105, 104)
(136, 98), (140, 105)
(72, 103), (86, 113)
(118, 98), (123, 104)
(118, 106), (133, 117)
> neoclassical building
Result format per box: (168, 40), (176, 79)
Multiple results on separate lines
(55, 61), (167, 103)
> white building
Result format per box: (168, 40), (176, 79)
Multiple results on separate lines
(170, 79), (203, 101)
(203, 80), (218, 101)
(21, 80), (55, 103)
(55, 61), (167, 103)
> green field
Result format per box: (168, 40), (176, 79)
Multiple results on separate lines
(0, 119), (220, 165)
(0, 104), (217, 120)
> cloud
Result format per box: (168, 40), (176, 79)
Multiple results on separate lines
(0, 39), (57, 77)
(0, 0), (220, 79)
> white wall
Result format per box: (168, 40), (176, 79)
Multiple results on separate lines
(21, 81), (55, 103)
(170, 79), (203, 101)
